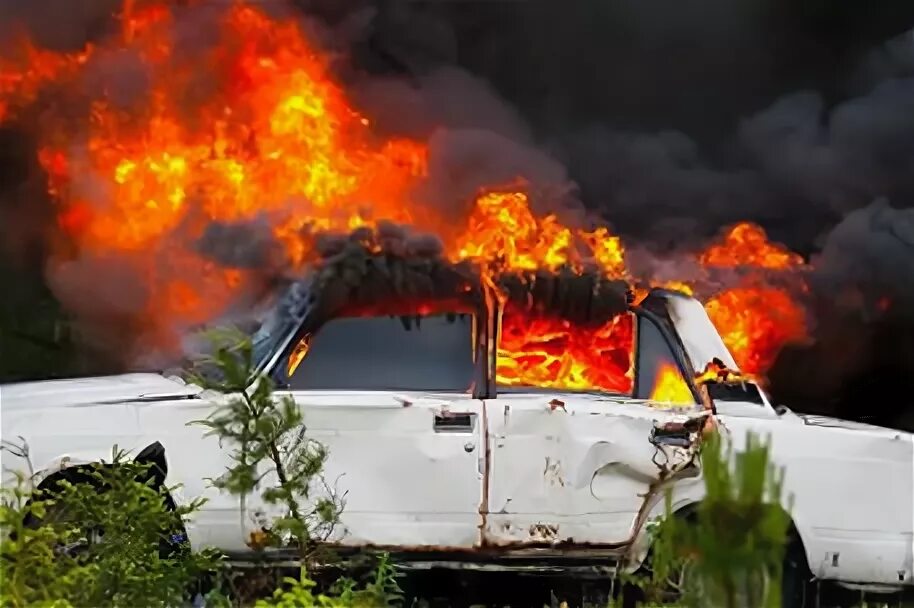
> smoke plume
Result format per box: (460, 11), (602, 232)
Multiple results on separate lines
(3, 0), (914, 429)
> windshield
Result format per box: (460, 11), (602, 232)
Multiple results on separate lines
(280, 313), (476, 392)
(248, 280), (316, 374)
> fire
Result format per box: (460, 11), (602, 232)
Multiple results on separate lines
(497, 305), (634, 393)
(694, 359), (743, 385)
(697, 223), (809, 375)
(699, 222), (803, 270)
(457, 191), (574, 273)
(648, 363), (694, 405)
(703, 287), (807, 375)
(0, 1), (809, 389)
(456, 190), (626, 278)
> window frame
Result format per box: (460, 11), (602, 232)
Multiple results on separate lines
(272, 311), (482, 394)
(263, 294), (703, 403)
(631, 309), (702, 405)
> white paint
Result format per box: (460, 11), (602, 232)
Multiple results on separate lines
(273, 390), (486, 549)
(482, 392), (705, 547)
(1, 373), (201, 410)
(661, 291), (740, 372)
(1, 292), (912, 591)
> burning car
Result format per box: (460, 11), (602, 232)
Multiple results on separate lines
(1, 246), (912, 607)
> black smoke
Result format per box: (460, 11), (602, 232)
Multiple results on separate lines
(345, 0), (914, 430)
(4, 0), (914, 431)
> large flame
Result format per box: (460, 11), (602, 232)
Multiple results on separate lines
(699, 223), (809, 374)
(497, 304), (635, 393)
(0, 1), (808, 391)
(648, 363), (694, 405)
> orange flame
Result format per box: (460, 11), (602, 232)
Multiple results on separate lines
(0, 1), (809, 387)
(648, 363), (694, 405)
(497, 305), (634, 393)
(703, 287), (807, 375)
(455, 190), (626, 279)
(696, 223), (808, 374)
(699, 222), (803, 270)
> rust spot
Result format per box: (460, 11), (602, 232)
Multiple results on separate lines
(477, 402), (491, 546)
(246, 529), (271, 551)
(698, 383), (716, 413)
(528, 522), (559, 542)
(549, 398), (566, 411)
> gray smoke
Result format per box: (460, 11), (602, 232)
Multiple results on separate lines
(197, 219), (286, 271)
(5, 0), (914, 374)
(0, 0), (120, 52)
(813, 200), (914, 315)
(350, 67), (532, 142)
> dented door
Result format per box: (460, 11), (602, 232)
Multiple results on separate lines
(482, 394), (703, 548)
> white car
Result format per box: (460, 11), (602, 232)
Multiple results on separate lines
(1, 262), (912, 606)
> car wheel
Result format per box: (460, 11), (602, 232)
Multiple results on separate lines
(782, 535), (814, 608)
(24, 466), (190, 560)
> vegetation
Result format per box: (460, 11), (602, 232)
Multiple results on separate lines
(0, 457), (400, 607)
(186, 328), (345, 565)
(624, 430), (792, 608)
(0, 449), (219, 608)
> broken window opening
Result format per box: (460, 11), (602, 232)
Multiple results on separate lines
(635, 316), (697, 406)
(281, 312), (477, 392)
(494, 304), (636, 395)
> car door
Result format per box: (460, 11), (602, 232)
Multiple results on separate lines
(261, 313), (487, 550)
(481, 311), (705, 548)
(137, 392), (252, 554)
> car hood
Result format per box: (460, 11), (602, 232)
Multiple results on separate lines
(794, 412), (913, 440)
(0, 373), (203, 410)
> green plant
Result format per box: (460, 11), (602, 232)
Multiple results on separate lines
(186, 329), (409, 606)
(254, 555), (403, 608)
(0, 447), (220, 608)
(187, 327), (344, 564)
(188, 330), (343, 564)
(635, 430), (792, 608)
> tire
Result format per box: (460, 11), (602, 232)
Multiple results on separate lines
(24, 465), (190, 560)
(782, 535), (814, 608)
(642, 510), (814, 608)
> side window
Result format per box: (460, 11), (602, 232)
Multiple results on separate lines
(496, 305), (635, 395)
(281, 314), (476, 392)
(634, 316), (697, 405)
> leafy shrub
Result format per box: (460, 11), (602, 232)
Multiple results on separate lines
(635, 431), (791, 608)
(252, 556), (402, 608)
(0, 449), (220, 608)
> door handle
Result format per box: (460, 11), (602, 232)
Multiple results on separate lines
(433, 412), (476, 433)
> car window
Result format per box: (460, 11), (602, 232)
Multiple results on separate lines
(495, 305), (636, 395)
(634, 316), (696, 405)
(283, 313), (476, 392)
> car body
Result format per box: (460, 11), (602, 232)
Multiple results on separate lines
(1, 270), (912, 593)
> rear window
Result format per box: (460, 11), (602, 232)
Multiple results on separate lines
(284, 313), (476, 392)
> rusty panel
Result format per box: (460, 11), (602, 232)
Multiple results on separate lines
(482, 393), (704, 548)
